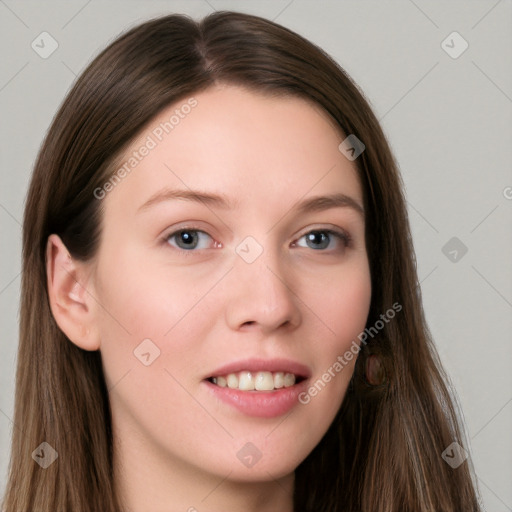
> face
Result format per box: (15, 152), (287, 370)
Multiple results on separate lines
(89, 84), (371, 483)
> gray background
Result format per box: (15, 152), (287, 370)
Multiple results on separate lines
(1, 1), (511, 510)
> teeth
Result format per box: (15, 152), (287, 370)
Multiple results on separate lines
(210, 371), (297, 391)
(238, 372), (255, 391)
(255, 371), (274, 391)
(274, 372), (284, 389)
(227, 374), (238, 389)
(284, 373), (295, 387)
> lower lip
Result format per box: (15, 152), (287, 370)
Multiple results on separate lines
(203, 379), (308, 418)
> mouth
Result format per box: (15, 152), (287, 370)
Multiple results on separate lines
(203, 358), (310, 418)
(206, 371), (307, 391)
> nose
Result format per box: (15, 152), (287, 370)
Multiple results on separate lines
(224, 244), (302, 335)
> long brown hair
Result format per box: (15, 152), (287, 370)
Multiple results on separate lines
(3, 11), (481, 512)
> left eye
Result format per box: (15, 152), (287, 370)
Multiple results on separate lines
(295, 230), (348, 251)
(165, 229), (213, 250)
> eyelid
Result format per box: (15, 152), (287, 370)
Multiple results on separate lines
(294, 224), (352, 243)
(161, 222), (214, 240)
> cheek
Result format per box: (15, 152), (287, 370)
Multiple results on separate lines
(277, 270), (371, 476)
(93, 242), (214, 342)
(92, 248), (225, 458)
(298, 259), (371, 404)
(323, 273), (371, 335)
(305, 256), (372, 352)
(92, 243), (227, 397)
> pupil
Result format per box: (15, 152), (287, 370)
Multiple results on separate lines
(179, 231), (197, 248)
(308, 232), (328, 249)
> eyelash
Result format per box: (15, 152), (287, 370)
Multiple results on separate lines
(162, 226), (352, 255)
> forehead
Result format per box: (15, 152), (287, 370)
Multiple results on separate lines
(102, 84), (363, 218)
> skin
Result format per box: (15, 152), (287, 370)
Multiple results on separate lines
(47, 84), (372, 512)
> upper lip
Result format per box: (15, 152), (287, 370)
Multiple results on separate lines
(206, 358), (311, 379)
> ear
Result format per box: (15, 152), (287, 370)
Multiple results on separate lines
(46, 234), (100, 351)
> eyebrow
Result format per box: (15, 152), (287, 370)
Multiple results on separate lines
(137, 188), (364, 218)
(138, 188), (234, 212)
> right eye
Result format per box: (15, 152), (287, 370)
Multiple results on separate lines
(165, 229), (214, 251)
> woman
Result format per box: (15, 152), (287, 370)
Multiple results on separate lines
(2, 11), (481, 512)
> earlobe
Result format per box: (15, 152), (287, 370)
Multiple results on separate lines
(46, 234), (101, 351)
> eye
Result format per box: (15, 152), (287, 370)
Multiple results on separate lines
(165, 229), (214, 250)
(294, 229), (350, 251)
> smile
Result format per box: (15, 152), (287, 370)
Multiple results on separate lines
(208, 371), (304, 391)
